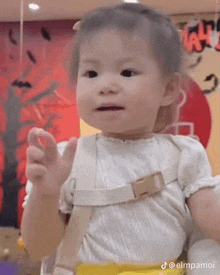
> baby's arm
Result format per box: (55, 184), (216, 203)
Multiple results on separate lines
(21, 128), (77, 259)
(187, 182), (220, 275)
(187, 186), (220, 243)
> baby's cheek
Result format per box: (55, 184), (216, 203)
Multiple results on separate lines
(78, 96), (92, 112)
(131, 98), (153, 113)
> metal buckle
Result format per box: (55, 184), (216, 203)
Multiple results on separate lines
(131, 172), (165, 199)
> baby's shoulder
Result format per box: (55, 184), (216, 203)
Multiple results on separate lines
(156, 134), (203, 151)
(153, 134), (206, 166)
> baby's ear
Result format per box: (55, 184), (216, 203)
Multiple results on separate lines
(161, 73), (181, 106)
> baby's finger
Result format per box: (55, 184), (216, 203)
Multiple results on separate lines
(27, 127), (44, 149)
(62, 137), (78, 165)
(26, 163), (47, 179)
(38, 130), (58, 159)
(26, 146), (44, 164)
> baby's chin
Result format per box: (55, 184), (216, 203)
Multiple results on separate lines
(80, 114), (153, 138)
(80, 118), (124, 133)
(84, 123), (152, 140)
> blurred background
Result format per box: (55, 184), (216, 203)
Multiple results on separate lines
(0, 0), (219, 274)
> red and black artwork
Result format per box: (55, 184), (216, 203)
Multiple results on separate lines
(164, 74), (212, 146)
(0, 20), (80, 228)
(181, 19), (219, 95)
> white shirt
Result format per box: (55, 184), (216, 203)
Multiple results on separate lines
(23, 134), (219, 265)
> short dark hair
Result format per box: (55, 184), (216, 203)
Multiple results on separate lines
(69, 3), (187, 132)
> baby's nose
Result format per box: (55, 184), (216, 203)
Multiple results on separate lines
(99, 89), (118, 95)
(98, 76), (119, 95)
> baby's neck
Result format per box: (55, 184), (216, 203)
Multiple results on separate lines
(101, 131), (155, 141)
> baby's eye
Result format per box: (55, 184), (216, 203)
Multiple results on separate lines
(84, 70), (98, 78)
(121, 69), (137, 77)
(84, 69), (137, 78)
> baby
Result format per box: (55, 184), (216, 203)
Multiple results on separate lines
(21, 3), (220, 275)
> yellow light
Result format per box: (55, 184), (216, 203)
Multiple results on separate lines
(123, 0), (139, 3)
(28, 3), (40, 11)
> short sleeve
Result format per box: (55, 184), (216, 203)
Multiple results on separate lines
(57, 141), (75, 214)
(58, 174), (75, 215)
(171, 135), (220, 198)
(22, 180), (33, 208)
(22, 141), (74, 214)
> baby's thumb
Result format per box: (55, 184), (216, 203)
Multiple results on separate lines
(62, 137), (78, 165)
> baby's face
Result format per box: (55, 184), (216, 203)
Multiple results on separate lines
(76, 29), (168, 139)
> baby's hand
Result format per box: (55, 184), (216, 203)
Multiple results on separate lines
(25, 127), (77, 196)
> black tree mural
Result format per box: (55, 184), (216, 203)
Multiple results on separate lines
(0, 24), (75, 228)
(0, 81), (59, 227)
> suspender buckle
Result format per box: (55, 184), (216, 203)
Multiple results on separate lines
(131, 172), (165, 198)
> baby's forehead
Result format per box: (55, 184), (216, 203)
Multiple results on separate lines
(83, 28), (150, 44)
(80, 29), (152, 56)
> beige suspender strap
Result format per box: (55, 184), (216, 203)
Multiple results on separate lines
(73, 164), (178, 206)
(51, 134), (179, 275)
(52, 135), (97, 275)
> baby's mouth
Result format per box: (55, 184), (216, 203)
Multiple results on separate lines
(96, 106), (125, 111)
